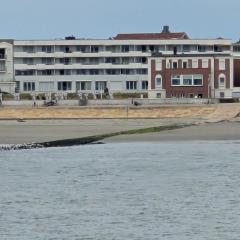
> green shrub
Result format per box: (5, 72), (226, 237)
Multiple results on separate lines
(87, 93), (94, 100)
(113, 92), (148, 99)
(36, 93), (46, 100)
(51, 93), (56, 100)
(20, 93), (32, 100)
(67, 93), (78, 100)
(2, 93), (14, 101)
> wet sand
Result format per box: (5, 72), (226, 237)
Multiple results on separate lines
(103, 121), (240, 143)
(0, 118), (197, 145)
(0, 118), (239, 145)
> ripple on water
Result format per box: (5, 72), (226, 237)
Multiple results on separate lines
(0, 142), (240, 239)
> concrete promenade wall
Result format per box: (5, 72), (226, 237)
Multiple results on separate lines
(0, 105), (216, 119)
(1, 98), (215, 107)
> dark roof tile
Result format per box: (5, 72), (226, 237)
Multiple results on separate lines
(114, 32), (189, 40)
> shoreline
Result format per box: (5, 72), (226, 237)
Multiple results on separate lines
(0, 103), (240, 150)
(1, 120), (240, 150)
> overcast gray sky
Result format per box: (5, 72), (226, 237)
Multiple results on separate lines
(1, 0), (239, 40)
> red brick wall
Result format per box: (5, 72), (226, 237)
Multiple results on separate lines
(151, 59), (156, 89)
(234, 59), (240, 87)
(163, 68), (210, 98)
(151, 58), (211, 98)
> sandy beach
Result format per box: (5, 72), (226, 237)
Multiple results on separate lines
(0, 103), (240, 146)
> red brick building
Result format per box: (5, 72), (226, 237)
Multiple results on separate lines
(148, 53), (235, 99)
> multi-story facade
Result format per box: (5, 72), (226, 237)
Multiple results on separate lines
(148, 38), (240, 99)
(0, 26), (240, 99)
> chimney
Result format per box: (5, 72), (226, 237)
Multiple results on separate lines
(162, 26), (170, 33)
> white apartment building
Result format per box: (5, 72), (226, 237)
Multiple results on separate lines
(1, 26), (240, 98)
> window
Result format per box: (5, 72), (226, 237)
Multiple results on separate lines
(42, 58), (53, 65)
(202, 59), (208, 68)
(192, 59), (198, 68)
(182, 61), (188, 69)
(95, 81), (107, 91)
(23, 58), (33, 65)
(126, 81), (137, 90)
(59, 69), (71, 75)
(15, 70), (35, 76)
(42, 46), (52, 53)
(141, 57), (147, 64)
(58, 82), (72, 91)
(173, 46), (177, 55)
(171, 74), (203, 86)
(91, 46), (99, 53)
(171, 75), (181, 86)
(182, 45), (190, 52)
(59, 58), (71, 65)
(23, 82), (35, 91)
(106, 69), (119, 75)
(23, 46), (34, 53)
(76, 69), (87, 75)
(0, 49), (5, 59)
(183, 75), (192, 86)
(121, 45), (129, 52)
(0, 62), (5, 71)
(136, 69), (147, 75)
(76, 81), (92, 91)
(172, 61), (178, 69)
(233, 46), (240, 52)
(149, 45), (155, 52)
(166, 60), (171, 69)
(37, 70), (53, 76)
(220, 92), (225, 98)
(214, 45), (223, 52)
(76, 46), (88, 53)
(121, 69), (130, 75)
(141, 45), (147, 52)
(219, 59), (225, 70)
(65, 47), (70, 53)
(193, 75), (203, 86)
(155, 74), (162, 88)
(219, 74), (225, 88)
(155, 59), (162, 71)
(198, 45), (206, 52)
(141, 81), (148, 90)
(90, 69), (100, 75)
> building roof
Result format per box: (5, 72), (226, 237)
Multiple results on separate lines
(0, 39), (14, 44)
(151, 52), (232, 58)
(114, 29), (189, 40)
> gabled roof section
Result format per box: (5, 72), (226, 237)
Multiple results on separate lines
(114, 32), (189, 40)
(114, 26), (189, 40)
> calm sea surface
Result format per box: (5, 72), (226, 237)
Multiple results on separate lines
(1, 142), (240, 240)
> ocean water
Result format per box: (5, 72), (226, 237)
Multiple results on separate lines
(1, 142), (240, 240)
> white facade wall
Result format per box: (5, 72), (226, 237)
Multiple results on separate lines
(0, 41), (15, 92)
